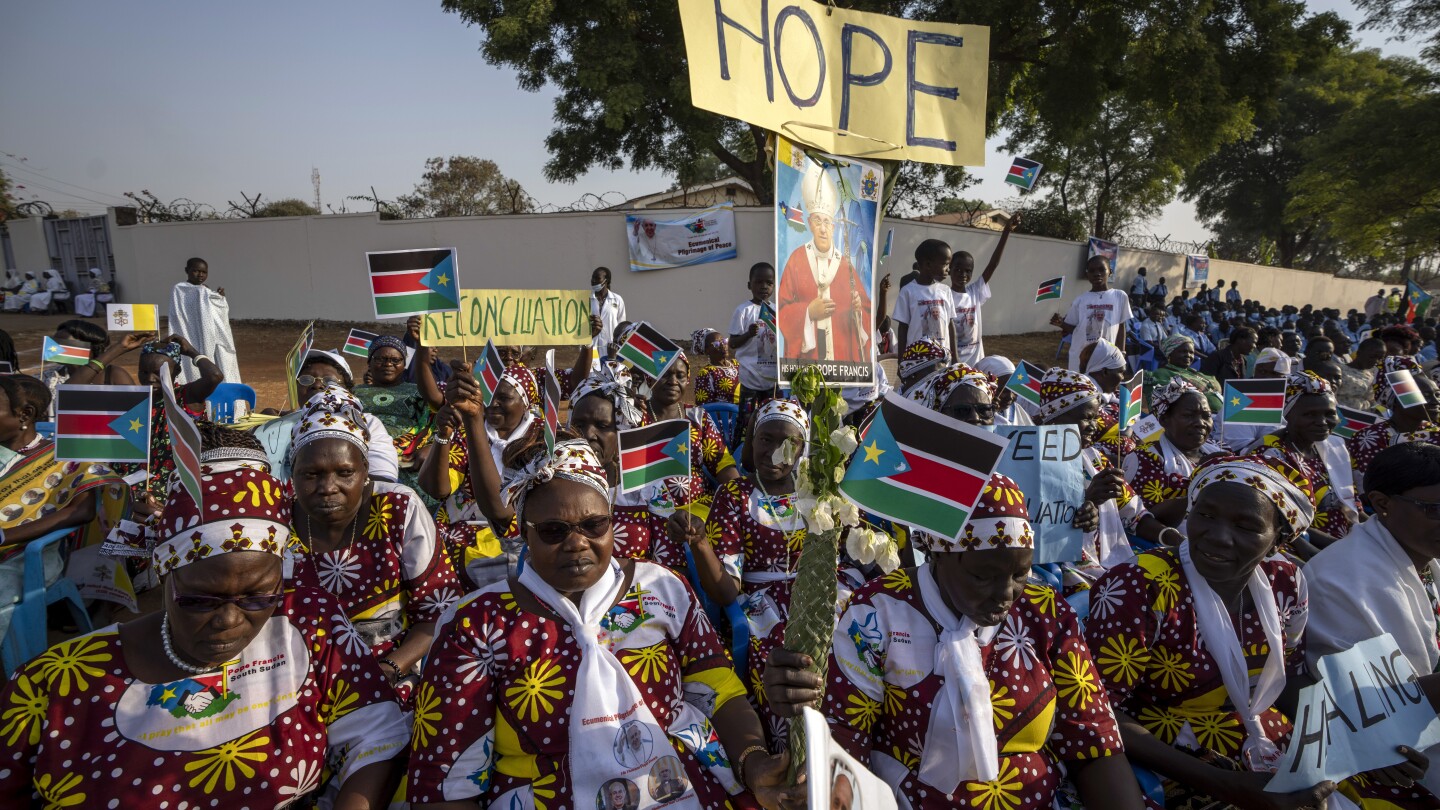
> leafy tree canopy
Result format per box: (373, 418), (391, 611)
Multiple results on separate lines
(395, 156), (535, 218)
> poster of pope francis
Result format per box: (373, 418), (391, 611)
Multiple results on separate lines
(774, 136), (883, 386)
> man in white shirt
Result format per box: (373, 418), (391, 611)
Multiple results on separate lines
(1054, 256), (1132, 371)
(892, 239), (956, 358)
(590, 266), (626, 357)
(169, 257), (241, 384)
(948, 213), (1020, 364)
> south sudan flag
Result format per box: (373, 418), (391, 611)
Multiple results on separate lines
(43, 336), (90, 366)
(542, 370), (562, 455)
(1034, 276), (1064, 302)
(618, 322), (681, 380)
(1005, 157), (1043, 191)
(1333, 405), (1381, 439)
(159, 364), (204, 511)
(343, 329), (378, 358)
(1406, 279), (1431, 325)
(1388, 369), (1427, 410)
(367, 248), (461, 319)
(1005, 360), (1046, 407)
(1119, 370), (1144, 431)
(55, 385), (152, 464)
(1222, 378), (1286, 425)
(839, 393), (1009, 541)
(619, 419), (690, 493)
(477, 340), (506, 407)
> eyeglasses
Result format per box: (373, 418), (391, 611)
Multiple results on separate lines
(170, 578), (286, 613)
(296, 375), (344, 388)
(370, 355), (405, 367)
(525, 515), (613, 543)
(1393, 494), (1440, 520)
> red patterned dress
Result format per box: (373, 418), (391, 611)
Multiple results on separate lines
(825, 568), (1125, 809)
(1345, 419), (1439, 478)
(408, 560), (757, 809)
(432, 419), (536, 591)
(285, 481), (460, 660)
(0, 588), (408, 809)
(1253, 434), (1356, 538)
(1083, 547), (1306, 805)
(612, 407), (736, 571)
(694, 363), (741, 406)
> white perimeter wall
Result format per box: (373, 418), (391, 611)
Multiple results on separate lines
(75, 207), (1382, 338)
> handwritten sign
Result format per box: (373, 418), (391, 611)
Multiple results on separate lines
(419, 289), (590, 347)
(1268, 633), (1440, 793)
(994, 425), (1087, 564)
(249, 411), (303, 481)
(678, 0), (989, 165)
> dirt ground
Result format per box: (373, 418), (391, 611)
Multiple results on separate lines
(5, 313), (1066, 408)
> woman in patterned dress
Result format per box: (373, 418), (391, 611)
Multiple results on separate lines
(1084, 453), (1428, 809)
(0, 465), (409, 809)
(1347, 356), (1440, 479)
(762, 474), (1145, 810)
(691, 399), (818, 737)
(1122, 378), (1227, 525)
(419, 364), (542, 590)
(408, 437), (801, 809)
(1038, 368), (1171, 594)
(1143, 335), (1224, 416)
(285, 388), (460, 694)
(1248, 371), (1354, 551)
(692, 329), (741, 406)
(566, 363), (733, 570)
(353, 334), (444, 496)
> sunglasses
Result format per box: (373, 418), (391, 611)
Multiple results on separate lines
(1393, 494), (1440, 521)
(525, 515), (613, 544)
(170, 577), (285, 613)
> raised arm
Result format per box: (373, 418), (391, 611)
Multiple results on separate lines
(66, 332), (154, 385)
(415, 346), (445, 410)
(980, 212), (1021, 284)
(447, 363), (516, 529)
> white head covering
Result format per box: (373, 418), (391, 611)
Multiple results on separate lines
(801, 161), (840, 219)
(302, 348), (354, 387)
(973, 355), (1015, 378)
(1256, 347), (1291, 376)
(1084, 338), (1126, 375)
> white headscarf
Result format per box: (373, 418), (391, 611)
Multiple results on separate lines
(1084, 339), (1126, 375)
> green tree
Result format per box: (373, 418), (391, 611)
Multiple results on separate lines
(254, 198), (320, 217)
(1182, 40), (1408, 271)
(998, 195), (1088, 241)
(0, 168), (17, 222)
(934, 197), (990, 216)
(396, 156), (534, 218)
(1355, 0), (1440, 63)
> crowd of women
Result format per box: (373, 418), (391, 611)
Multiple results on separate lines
(1, 252), (1439, 810)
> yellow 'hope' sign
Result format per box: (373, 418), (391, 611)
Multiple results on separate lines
(678, 0), (989, 166)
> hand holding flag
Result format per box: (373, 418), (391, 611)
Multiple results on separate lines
(476, 340), (506, 407)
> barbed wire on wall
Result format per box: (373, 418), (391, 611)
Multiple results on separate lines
(1115, 232), (1214, 256)
(531, 191), (632, 213)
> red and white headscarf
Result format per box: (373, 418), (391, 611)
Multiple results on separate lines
(151, 467), (291, 577)
(1038, 367), (1100, 423)
(914, 473), (1033, 554)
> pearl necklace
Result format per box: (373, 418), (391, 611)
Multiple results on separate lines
(161, 612), (222, 675)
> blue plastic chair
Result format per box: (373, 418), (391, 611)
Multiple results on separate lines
(702, 402), (742, 451)
(34, 421), (55, 439)
(206, 382), (257, 424)
(680, 543), (750, 678)
(1, 528), (92, 674)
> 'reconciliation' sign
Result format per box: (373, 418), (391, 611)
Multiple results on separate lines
(677, 0), (989, 165)
(419, 289), (591, 347)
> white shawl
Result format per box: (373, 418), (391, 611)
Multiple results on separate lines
(169, 282), (241, 384)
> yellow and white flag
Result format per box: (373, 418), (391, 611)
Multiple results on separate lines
(105, 303), (159, 331)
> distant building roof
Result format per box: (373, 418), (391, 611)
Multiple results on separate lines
(918, 208), (1013, 230)
(609, 176), (759, 210)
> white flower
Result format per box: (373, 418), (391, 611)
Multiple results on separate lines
(773, 437), (799, 466)
(796, 464), (815, 498)
(803, 497), (835, 532)
(832, 464), (846, 483)
(994, 613), (1037, 670)
(874, 538), (901, 572)
(831, 496), (860, 527)
(456, 621), (510, 684)
(846, 527), (877, 565)
(830, 394), (849, 420)
(418, 587), (461, 618)
(830, 426), (859, 455)
(316, 548), (362, 594)
(1088, 577), (1127, 622)
(277, 759), (324, 807)
(331, 614), (370, 658)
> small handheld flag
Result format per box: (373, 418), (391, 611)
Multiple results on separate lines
(542, 369), (562, 455)
(159, 364), (204, 512)
(839, 392), (1010, 541)
(1405, 280), (1431, 325)
(1130, 414), (1165, 444)
(1005, 157), (1043, 191)
(880, 228), (894, 261)
(1333, 405), (1382, 439)
(1005, 360), (1046, 407)
(618, 322), (682, 380)
(1034, 276), (1064, 303)
(476, 340), (506, 407)
(55, 385), (151, 464)
(105, 303), (159, 332)
(1387, 369), (1428, 410)
(284, 322), (316, 409)
(619, 419), (691, 493)
(43, 336), (91, 366)
(1119, 371), (1144, 431)
(759, 303), (777, 335)
(367, 247), (461, 319)
(343, 329), (379, 358)
(1222, 378), (1287, 425)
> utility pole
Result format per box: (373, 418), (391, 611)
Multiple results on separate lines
(312, 168), (321, 214)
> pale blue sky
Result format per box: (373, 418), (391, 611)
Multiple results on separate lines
(0, 0), (1422, 240)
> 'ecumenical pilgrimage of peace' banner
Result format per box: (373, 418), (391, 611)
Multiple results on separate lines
(420, 289), (591, 346)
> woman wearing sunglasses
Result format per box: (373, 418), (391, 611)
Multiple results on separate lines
(296, 348), (400, 482)
(0, 465), (409, 808)
(410, 434), (802, 810)
(285, 388), (460, 700)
